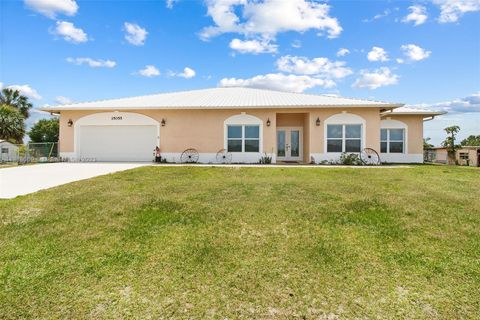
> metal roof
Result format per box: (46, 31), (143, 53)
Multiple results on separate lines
(431, 146), (480, 150)
(41, 87), (403, 112)
(381, 106), (446, 117)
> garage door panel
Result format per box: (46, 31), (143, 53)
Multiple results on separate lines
(79, 125), (157, 161)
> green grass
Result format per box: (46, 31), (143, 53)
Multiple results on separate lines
(0, 165), (479, 319)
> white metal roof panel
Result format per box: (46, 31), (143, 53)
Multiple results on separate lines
(41, 87), (403, 112)
(382, 106), (446, 116)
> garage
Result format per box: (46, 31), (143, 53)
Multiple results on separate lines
(79, 125), (157, 161)
(75, 112), (159, 162)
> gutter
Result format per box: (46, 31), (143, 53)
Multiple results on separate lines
(423, 116), (435, 122)
(41, 104), (404, 112)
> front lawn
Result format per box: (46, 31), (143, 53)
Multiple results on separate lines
(0, 166), (479, 318)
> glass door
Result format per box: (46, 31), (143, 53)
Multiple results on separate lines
(277, 130), (286, 160)
(277, 127), (303, 161)
(290, 130), (300, 158)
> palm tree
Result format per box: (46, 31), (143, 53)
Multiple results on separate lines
(0, 104), (25, 143)
(0, 88), (33, 118)
(442, 125), (460, 165)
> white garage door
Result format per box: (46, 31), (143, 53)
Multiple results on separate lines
(79, 125), (158, 161)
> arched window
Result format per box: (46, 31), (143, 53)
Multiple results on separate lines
(324, 113), (366, 153)
(224, 113), (263, 153)
(380, 119), (407, 154)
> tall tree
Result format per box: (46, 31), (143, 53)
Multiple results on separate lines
(442, 125), (460, 164)
(0, 104), (25, 143)
(460, 135), (480, 146)
(0, 88), (33, 118)
(28, 118), (59, 142)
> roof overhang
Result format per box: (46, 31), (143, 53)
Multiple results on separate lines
(41, 103), (405, 112)
(380, 110), (446, 119)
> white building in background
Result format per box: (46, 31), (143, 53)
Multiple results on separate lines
(0, 140), (19, 162)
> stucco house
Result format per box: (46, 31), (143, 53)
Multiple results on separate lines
(41, 87), (444, 164)
(431, 146), (480, 166)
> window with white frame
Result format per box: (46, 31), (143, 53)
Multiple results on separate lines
(227, 125), (260, 152)
(327, 124), (362, 153)
(381, 128), (405, 153)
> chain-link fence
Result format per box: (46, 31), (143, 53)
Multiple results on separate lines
(423, 149), (436, 163)
(0, 142), (59, 164)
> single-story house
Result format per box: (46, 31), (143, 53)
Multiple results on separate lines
(0, 140), (19, 162)
(41, 87), (444, 164)
(431, 146), (480, 166)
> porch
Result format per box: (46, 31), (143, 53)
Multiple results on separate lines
(275, 113), (311, 164)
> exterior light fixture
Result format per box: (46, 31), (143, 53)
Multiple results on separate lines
(266, 118), (271, 127)
(161, 118), (166, 127)
(67, 119), (73, 127)
(315, 117), (321, 126)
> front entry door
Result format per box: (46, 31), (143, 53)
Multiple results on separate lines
(277, 127), (303, 161)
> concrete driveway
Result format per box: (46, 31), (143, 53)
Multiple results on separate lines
(0, 163), (148, 199)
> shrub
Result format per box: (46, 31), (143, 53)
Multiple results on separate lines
(339, 153), (363, 165)
(259, 153), (272, 164)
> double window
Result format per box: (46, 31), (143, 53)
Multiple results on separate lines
(327, 124), (362, 153)
(227, 125), (260, 152)
(381, 128), (404, 153)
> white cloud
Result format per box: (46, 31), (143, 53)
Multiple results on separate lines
(166, 0), (177, 9)
(53, 21), (88, 43)
(54, 96), (73, 104)
(25, 107), (53, 131)
(137, 65), (160, 77)
(124, 22), (148, 46)
(200, 0), (342, 41)
(401, 44), (431, 61)
(352, 67), (399, 89)
(362, 9), (391, 22)
(367, 46), (389, 62)
(229, 38), (277, 54)
(432, 0), (480, 23)
(178, 67), (196, 79)
(276, 55), (353, 80)
(66, 57), (116, 68)
(6, 84), (42, 100)
(336, 48), (350, 57)
(167, 67), (196, 79)
(396, 58), (405, 64)
(219, 73), (335, 93)
(291, 40), (302, 48)
(414, 92), (480, 113)
(24, 0), (78, 19)
(403, 5), (428, 26)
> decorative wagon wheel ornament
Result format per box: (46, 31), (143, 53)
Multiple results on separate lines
(215, 148), (232, 164)
(360, 148), (381, 165)
(180, 148), (199, 163)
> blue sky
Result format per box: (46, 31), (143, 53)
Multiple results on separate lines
(1, 0), (479, 145)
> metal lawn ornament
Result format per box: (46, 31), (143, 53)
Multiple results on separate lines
(180, 148), (199, 163)
(360, 148), (381, 165)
